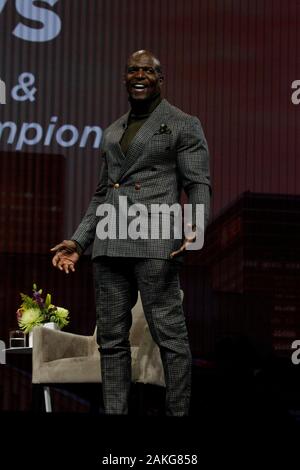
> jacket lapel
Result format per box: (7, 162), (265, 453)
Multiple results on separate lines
(117, 99), (171, 181)
(108, 112), (130, 163)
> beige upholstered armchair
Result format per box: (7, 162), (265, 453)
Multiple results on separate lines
(32, 292), (165, 412)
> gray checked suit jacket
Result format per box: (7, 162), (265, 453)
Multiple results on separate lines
(72, 99), (211, 260)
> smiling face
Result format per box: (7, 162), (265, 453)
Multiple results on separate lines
(124, 50), (164, 101)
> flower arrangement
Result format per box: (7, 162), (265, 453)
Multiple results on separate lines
(17, 283), (70, 333)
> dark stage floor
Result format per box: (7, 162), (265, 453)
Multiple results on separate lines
(1, 359), (300, 466)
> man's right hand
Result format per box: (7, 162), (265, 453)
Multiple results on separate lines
(50, 240), (80, 274)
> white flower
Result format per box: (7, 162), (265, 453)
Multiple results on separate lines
(52, 306), (70, 329)
(56, 307), (69, 317)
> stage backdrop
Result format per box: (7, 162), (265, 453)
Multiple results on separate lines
(1, 0), (300, 241)
(0, 0), (300, 364)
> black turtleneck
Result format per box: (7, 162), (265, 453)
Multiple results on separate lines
(120, 93), (162, 155)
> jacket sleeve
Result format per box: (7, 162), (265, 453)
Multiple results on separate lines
(176, 116), (211, 231)
(71, 151), (108, 253)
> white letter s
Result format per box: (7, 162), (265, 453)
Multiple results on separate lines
(13, 0), (61, 42)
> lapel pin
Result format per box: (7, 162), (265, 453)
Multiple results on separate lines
(159, 123), (171, 134)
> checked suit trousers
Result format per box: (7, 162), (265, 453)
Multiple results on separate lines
(93, 256), (192, 416)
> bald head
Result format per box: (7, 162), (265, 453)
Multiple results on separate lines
(126, 49), (162, 74)
(124, 49), (164, 101)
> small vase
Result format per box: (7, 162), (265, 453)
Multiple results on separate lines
(43, 322), (59, 330)
(28, 322), (59, 347)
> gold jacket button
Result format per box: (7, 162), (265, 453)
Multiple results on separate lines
(114, 183), (120, 189)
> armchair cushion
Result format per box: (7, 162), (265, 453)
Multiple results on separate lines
(33, 355), (101, 383)
(32, 327), (100, 383)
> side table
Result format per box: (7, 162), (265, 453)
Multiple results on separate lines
(3, 347), (49, 411)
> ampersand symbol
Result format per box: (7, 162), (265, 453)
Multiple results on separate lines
(12, 72), (37, 102)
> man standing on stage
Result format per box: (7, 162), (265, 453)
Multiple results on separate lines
(51, 49), (211, 416)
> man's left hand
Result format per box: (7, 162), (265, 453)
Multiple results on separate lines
(170, 228), (197, 259)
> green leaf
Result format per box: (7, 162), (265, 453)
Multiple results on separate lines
(20, 293), (38, 310)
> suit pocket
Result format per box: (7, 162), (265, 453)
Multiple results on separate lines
(148, 134), (172, 152)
